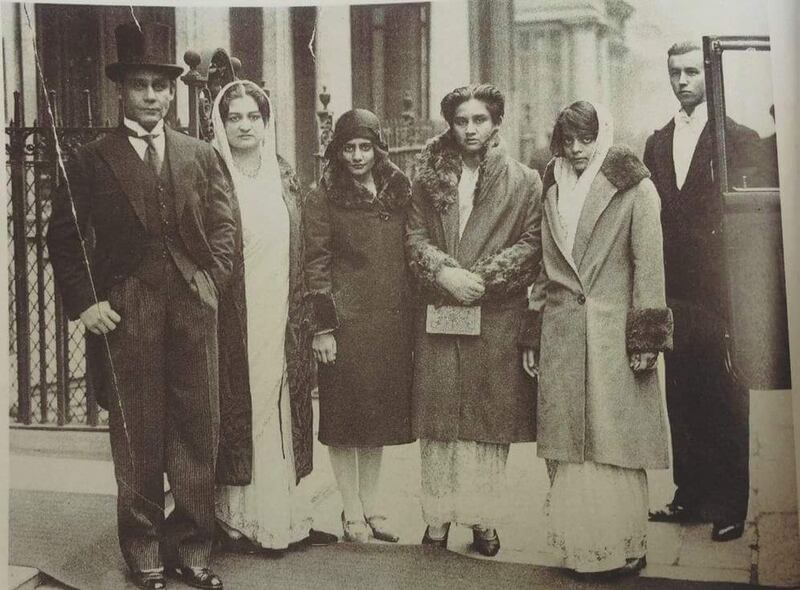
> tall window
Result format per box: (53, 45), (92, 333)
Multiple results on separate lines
(350, 3), (430, 122)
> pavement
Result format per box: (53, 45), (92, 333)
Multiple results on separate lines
(8, 390), (800, 589)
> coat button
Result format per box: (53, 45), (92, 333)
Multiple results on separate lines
(577, 294), (586, 305)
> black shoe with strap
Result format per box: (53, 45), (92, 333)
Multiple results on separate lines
(168, 567), (223, 590)
(132, 570), (166, 590)
(471, 528), (501, 557)
(421, 524), (450, 549)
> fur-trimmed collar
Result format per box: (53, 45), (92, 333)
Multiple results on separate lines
(413, 130), (507, 213)
(542, 145), (650, 196)
(320, 156), (411, 212)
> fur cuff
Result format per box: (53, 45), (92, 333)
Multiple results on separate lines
(408, 242), (461, 295)
(306, 291), (340, 332)
(470, 248), (538, 302)
(518, 308), (543, 350)
(626, 307), (674, 353)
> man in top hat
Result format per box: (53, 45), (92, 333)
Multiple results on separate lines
(47, 22), (234, 590)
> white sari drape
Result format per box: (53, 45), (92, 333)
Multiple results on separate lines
(211, 81), (311, 548)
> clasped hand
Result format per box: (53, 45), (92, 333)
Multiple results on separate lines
(436, 266), (485, 305)
(79, 301), (121, 335)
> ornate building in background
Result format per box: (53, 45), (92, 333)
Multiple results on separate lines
(514, 0), (634, 171)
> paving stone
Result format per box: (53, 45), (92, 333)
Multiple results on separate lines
(646, 521), (683, 565)
(8, 566), (40, 590)
(643, 563), (751, 584)
(677, 521), (754, 570)
(756, 512), (800, 587)
(752, 454), (799, 514)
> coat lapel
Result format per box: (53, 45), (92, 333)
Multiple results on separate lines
(99, 130), (150, 227)
(658, 121), (678, 194)
(165, 127), (192, 218)
(543, 187), (580, 277)
(457, 146), (507, 262)
(282, 183), (300, 287)
(441, 197), (461, 258)
(572, 171), (617, 269)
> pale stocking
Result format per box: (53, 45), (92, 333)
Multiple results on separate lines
(357, 447), (384, 518)
(328, 446), (363, 521)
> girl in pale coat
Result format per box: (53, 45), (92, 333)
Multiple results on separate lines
(522, 101), (673, 578)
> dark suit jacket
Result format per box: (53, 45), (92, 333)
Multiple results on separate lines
(643, 115), (759, 354)
(46, 126), (236, 410)
(47, 126), (236, 320)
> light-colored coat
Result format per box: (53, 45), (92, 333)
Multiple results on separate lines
(407, 131), (542, 443)
(523, 146), (673, 469)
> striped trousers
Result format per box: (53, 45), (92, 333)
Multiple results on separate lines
(104, 263), (220, 572)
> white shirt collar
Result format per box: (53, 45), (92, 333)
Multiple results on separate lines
(123, 117), (165, 138)
(675, 101), (707, 127)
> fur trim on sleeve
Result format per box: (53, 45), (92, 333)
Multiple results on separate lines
(306, 291), (340, 333)
(626, 307), (674, 353)
(470, 247), (538, 302)
(517, 308), (543, 350)
(407, 241), (461, 296)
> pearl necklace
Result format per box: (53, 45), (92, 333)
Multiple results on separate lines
(234, 153), (262, 178)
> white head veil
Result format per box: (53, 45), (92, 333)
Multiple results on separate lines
(553, 101), (614, 255)
(210, 80), (284, 206)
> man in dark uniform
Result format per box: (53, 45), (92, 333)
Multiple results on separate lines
(47, 23), (235, 589)
(644, 41), (759, 543)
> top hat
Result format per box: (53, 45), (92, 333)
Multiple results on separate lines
(106, 22), (185, 82)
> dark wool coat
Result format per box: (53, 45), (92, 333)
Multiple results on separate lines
(521, 147), (674, 469)
(216, 156), (315, 485)
(406, 131), (542, 443)
(304, 156), (415, 447)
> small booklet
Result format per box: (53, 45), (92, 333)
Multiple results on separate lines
(426, 304), (481, 336)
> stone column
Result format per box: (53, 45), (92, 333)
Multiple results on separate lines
(174, 6), (230, 126)
(571, 23), (600, 104)
(598, 28), (611, 106)
(428, 0), (471, 119)
(315, 5), (352, 119)
(262, 7), (296, 167)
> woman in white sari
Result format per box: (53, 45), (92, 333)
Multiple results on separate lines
(210, 80), (336, 551)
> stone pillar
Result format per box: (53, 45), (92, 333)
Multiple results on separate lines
(571, 23), (600, 104)
(428, 0), (470, 119)
(598, 29), (611, 106)
(174, 6), (230, 126)
(262, 7), (296, 167)
(468, 0), (519, 159)
(315, 5), (352, 119)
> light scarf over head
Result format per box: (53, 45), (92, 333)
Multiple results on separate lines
(554, 102), (614, 257)
(210, 80), (284, 209)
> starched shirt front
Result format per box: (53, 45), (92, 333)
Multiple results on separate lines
(672, 101), (707, 190)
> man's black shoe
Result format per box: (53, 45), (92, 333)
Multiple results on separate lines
(648, 502), (702, 523)
(712, 521), (745, 542)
